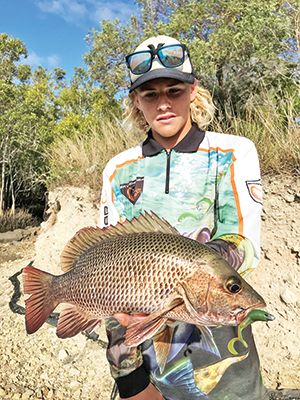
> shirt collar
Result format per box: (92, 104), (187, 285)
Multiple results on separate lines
(142, 124), (205, 156)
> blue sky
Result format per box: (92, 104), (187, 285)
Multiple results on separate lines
(0, 0), (138, 79)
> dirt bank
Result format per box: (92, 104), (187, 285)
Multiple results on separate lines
(0, 175), (299, 399)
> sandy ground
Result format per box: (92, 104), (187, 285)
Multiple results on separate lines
(0, 175), (299, 399)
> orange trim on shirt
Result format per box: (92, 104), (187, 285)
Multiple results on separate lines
(198, 146), (243, 235)
(230, 155), (244, 235)
(111, 187), (114, 204)
(198, 146), (235, 154)
(109, 156), (144, 183)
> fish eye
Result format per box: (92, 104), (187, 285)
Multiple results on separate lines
(226, 277), (242, 294)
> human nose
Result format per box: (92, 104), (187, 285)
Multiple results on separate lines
(157, 94), (171, 111)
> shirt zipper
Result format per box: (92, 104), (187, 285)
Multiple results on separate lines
(165, 150), (171, 194)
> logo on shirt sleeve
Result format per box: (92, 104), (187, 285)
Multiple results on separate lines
(120, 177), (144, 205)
(246, 179), (263, 205)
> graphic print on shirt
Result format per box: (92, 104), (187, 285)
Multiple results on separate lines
(141, 323), (251, 400)
(246, 179), (263, 205)
(120, 177), (144, 205)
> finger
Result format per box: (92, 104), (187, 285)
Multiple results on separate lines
(114, 313), (130, 326)
(114, 312), (151, 326)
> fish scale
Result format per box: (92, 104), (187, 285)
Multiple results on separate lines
(23, 212), (266, 348)
(59, 232), (197, 316)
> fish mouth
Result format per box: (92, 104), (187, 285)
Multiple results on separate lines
(233, 303), (266, 324)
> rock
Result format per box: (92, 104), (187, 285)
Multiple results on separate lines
(69, 367), (81, 376)
(0, 230), (24, 243)
(21, 389), (34, 400)
(285, 272), (298, 286)
(280, 288), (298, 304)
(73, 390), (82, 398)
(35, 389), (43, 398)
(70, 381), (81, 391)
(58, 349), (68, 360)
(282, 194), (295, 203)
(42, 388), (49, 398)
(46, 389), (54, 399)
(292, 244), (300, 254)
(0, 227), (37, 243)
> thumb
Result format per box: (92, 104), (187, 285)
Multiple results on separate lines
(114, 313), (130, 326)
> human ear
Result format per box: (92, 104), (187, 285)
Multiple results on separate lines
(190, 79), (198, 103)
(132, 92), (142, 110)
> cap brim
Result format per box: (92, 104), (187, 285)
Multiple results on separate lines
(129, 69), (195, 93)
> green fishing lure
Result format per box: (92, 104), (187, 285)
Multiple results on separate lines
(228, 310), (275, 355)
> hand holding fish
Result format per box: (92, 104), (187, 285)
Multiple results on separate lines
(114, 312), (144, 326)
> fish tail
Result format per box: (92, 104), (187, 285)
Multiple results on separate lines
(23, 266), (58, 334)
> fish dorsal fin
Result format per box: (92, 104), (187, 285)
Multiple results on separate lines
(60, 211), (179, 273)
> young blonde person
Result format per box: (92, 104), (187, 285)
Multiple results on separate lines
(100, 35), (266, 400)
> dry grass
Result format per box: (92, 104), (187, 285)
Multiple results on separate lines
(47, 94), (300, 199)
(0, 209), (40, 232)
(46, 117), (144, 201)
(211, 93), (300, 175)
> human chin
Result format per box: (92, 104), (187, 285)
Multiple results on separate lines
(152, 120), (185, 138)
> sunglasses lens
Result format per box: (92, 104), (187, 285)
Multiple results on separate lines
(159, 45), (184, 68)
(128, 52), (152, 74)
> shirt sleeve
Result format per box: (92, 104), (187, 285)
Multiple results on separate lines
(99, 164), (123, 228)
(105, 318), (149, 398)
(211, 138), (262, 276)
(206, 234), (255, 277)
(99, 166), (150, 398)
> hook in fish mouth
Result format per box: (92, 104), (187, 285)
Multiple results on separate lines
(233, 305), (263, 324)
(231, 307), (247, 323)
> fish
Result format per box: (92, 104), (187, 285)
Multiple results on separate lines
(23, 211), (266, 369)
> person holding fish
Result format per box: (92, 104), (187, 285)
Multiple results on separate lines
(99, 35), (268, 400)
(22, 35), (271, 400)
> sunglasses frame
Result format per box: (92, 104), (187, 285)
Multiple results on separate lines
(125, 44), (189, 75)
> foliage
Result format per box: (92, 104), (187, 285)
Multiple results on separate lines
(0, 35), (123, 215)
(84, 20), (138, 97)
(167, 1), (295, 115)
(0, 33), (28, 83)
(83, 1), (298, 113)
(46, 116), (144, 201)
(1, 1), (300, 217)
(55, 67), (122, 138)
(0, 52), (59, 215)
(79, 0), (299, 175)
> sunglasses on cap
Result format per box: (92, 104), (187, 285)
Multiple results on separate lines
(125, 44), (189, 75)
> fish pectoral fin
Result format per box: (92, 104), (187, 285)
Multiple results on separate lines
(125, 311), (167, 347)
(125, 296), (184, 346)
(153, 326), (175, 373)
(56, 305), (102, 339)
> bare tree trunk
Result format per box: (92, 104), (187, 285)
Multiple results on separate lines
(9, 164), (15, 216)
(0, 162), (5, 216)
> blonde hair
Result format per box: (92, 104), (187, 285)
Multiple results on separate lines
(123, 85), (215, 134)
